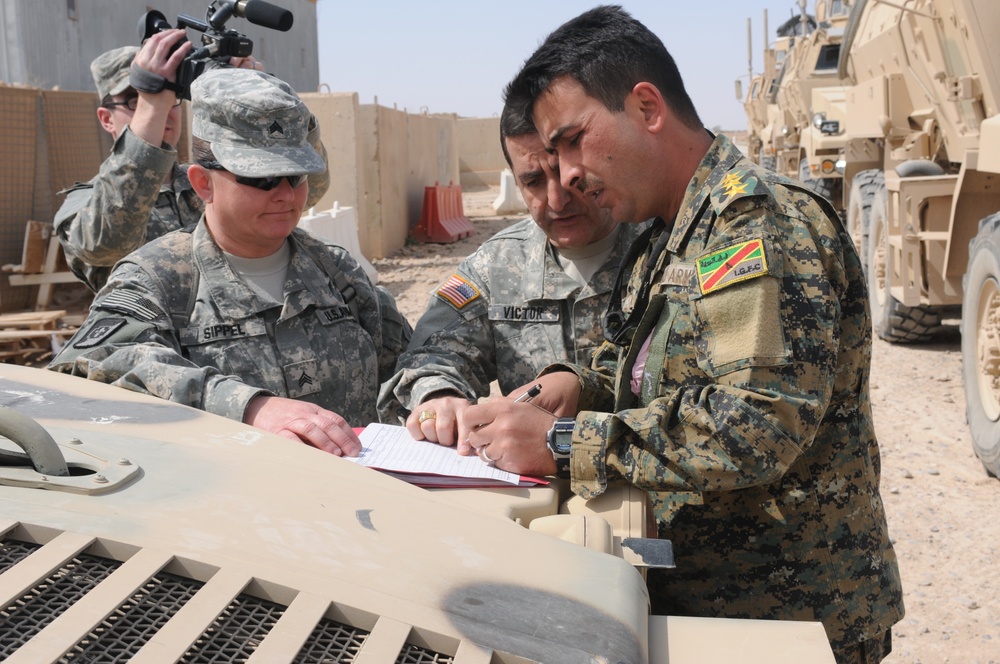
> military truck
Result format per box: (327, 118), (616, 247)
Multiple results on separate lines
(773, 0), (854, 203)
(0, 365), (835, 662)
(834, 0), (1000, 474)
(738, 9), (803, 173)
(739, 1), (853, 207)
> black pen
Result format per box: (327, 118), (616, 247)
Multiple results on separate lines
(513, 384), (542, 404)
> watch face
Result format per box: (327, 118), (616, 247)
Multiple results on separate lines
(549, 418), (574, 456)
(552, 438), (572, 455)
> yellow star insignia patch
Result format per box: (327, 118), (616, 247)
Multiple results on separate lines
(721, 171), (751, 198)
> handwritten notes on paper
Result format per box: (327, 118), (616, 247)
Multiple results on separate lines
(348, 423), (548, 488)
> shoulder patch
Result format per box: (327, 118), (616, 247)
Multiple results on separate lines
(73, 318), (127, 349)
(696, 238), (769, 295)
(435, 274), (481, 309)
(710, 169), (763, 214)
(97, 290), (165, 321)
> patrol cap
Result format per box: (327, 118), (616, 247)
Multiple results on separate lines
(91, 46), (139, 100)
(191, 68), (324, 178)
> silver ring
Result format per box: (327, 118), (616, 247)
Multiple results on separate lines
(479, 446), (494, 464)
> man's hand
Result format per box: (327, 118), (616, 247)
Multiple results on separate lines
(406, 395), (475, 453)
(230, 55), (265, 71)
(514, 372), (582, 417)
(462, 400), (558, 476)
(130, 29), (191, 147)
(244, 395), (361, 457)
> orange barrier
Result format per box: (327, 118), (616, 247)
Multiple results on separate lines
(410, 181), (475, 243)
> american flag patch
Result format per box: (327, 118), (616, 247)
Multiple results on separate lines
(98, 290), (165, 321)
(436, 274), (480, 309)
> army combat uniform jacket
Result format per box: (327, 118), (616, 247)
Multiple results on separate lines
(547, 135), (903, 650)
(49, 220), (410, 426)
(55, 122), (331, 293)
(378, 218), (645, 419)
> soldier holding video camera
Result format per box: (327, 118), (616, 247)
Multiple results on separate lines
(56, 22), (329, 293)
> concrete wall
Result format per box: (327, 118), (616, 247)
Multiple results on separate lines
(457, 117), (506, 188)
(298, 94), (461, 259)
(355, 106), (459, 259)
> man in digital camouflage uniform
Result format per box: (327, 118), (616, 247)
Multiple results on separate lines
(55, 29), (329, 293)
(462, 7), (903, 663)
(377, 103), (646, 452)
(50, 68), (410, 456)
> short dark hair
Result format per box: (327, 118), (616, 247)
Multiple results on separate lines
(498, 100), (537, 168)
(503, 5), (702, 133)
(191, 136), (217, 164)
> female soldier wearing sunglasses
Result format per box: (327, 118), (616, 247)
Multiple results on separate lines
(50, 68), (410, 457)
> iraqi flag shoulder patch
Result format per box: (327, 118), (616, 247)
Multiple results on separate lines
(696, 238), (769, 295)
(435, 274), (481, 309)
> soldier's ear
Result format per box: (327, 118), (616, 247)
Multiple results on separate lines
(96, 107), (116, 135)
(187, 164), (214, 203)
(629, 82), (666, 134)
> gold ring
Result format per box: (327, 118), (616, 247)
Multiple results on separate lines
(418, 409), (436, 423)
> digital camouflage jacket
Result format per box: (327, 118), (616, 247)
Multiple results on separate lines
(546, 134), (903, 650)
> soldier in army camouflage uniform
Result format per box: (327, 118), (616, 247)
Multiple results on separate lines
(377, 104), (646, 451)
(462, 7), (903, 663)
(50, 68), (410, 456)
(55, 29), (330, 293)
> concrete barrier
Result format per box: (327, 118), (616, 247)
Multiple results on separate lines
(298, 203), (379, 284)
(492, 169), (528, 215)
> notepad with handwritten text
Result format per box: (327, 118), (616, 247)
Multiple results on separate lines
(348, 423), (548, 488)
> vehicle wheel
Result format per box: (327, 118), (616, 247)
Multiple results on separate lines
(866, 182), (942, 343)
(798, 157), (840, 203)
(962, 212), (1000, 477)
(846, 169), (883, 274)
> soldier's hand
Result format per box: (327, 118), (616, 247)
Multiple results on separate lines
(406, 395), (475, 452)
(230, 55), (265, 71)
(244, 395), (361, 457)
(463, 400), (557, 476)
(513, 372), (582, 417)
(134, 29), (191, 91)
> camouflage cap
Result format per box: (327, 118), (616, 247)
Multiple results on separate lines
(91, 46), (139, 100)
(191, 68), (324, 178)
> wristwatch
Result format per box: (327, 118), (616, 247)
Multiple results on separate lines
(546, 417), (575, 478)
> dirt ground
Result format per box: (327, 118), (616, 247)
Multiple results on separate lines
(377, 186), (1000, 664)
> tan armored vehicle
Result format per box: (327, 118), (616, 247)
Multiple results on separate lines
(836, 0), (1000, 473)
(0, 365), (835, 662)
(740, 1), (853, 207)
(738, 10), (799, 172)
(773, 0), (854, 204)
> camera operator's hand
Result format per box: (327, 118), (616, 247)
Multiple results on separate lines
(230, 55), (265, 71)
(129, 29), (191, 150)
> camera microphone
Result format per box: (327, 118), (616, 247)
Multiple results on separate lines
(234, 0), (293, 32)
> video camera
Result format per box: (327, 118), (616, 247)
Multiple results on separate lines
(138, 0), (293, 99)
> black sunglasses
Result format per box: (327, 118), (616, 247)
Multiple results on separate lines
(104, 95), (182, 112)
(198, 160), (306, 191)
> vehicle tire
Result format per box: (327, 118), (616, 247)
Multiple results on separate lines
(866, 182), (942, 343)
(962, 212), (1000, 477)
(798, 157), (840, 203)
(846, 169), (883, 275)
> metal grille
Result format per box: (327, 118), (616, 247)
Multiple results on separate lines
(0, 538), (41, 573)
(61, 570), (204, 662)
(396, 644), (455, 664)
(295, 617), (370, 663)
(0, 551), (121, 656)
(180, 592), (286, 662)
